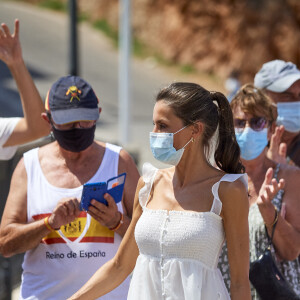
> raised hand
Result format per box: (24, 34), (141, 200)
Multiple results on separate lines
(257, 167), (285, 208)
(267, 125), (287, 165)
(48, 197), (81, 230)
(0, 19), (22, 66)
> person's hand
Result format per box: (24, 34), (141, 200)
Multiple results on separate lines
(267, 125), (287, 165)
(257, 168), (285, 208)
(88, 193), (121, 229)
(257, 168), (285, 223)
(48, 198), (81, 229)
(0, 19), (22, 66)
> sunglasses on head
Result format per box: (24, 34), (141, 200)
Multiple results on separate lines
(234, 117), (268, 133)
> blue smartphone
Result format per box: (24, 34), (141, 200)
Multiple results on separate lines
(80, 173), (126, 211)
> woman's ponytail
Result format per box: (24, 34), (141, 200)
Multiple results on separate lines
(212, 92), (245, 174)
(155, 82), (244, 174)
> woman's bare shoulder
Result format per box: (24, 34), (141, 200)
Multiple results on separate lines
(218, 176), (249, 215)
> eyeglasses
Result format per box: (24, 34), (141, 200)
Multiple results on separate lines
(53, 121), (96, 131)
(234, 117), (268, 133)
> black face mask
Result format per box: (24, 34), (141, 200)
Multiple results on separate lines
(51, 125), (96, 152)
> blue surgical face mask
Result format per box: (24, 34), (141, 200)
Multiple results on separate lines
(235, 127), (268, 161)
(276, 102), (300, 133)
(150, 126), (192, 166)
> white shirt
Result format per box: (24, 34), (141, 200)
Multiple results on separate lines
(0, 117), (21, 160)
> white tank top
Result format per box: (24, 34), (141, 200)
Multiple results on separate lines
(21, 143), (130, 300)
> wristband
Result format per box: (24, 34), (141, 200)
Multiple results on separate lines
(109, 212), (124, 231)
(264, 207), (279, 228)
(44, 216), (56, 232)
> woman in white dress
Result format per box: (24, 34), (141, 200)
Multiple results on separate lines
(69, 82), (251, 300)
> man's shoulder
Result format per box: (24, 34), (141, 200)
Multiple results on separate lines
(33, 142), (55, 154)
(26, 142), (62, 163)
(94, 140), (121, 151)
(94, 140), (107, 148)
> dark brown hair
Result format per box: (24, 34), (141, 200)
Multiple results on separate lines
(156, 82), (245, 174)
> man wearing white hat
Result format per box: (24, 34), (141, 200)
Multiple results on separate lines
(254, 60), (300, 167)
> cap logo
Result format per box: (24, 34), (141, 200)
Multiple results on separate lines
(66, 85), (82, 102)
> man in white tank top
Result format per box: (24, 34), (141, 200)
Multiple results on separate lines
(0, 75), (140, 300)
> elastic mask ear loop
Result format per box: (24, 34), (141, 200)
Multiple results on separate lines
(47, 113), (55, 128)
(174, 125), (194, 149)
(173, 125), (193, 150)
(47, 113), (56, 141)
(182, 137), (193, 149)
(173, 125), (188, 135)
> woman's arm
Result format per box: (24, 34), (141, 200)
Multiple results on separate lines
(220, 178), (251, 300)
(117, 148), (140, 236)
(68, 177), (145, 300)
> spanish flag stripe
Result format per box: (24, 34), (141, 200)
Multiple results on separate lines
(41, 238), (67, 244)
(41, 236), (114, 244)
(33, 211), (87, 221)
(80, 237), (114, 243)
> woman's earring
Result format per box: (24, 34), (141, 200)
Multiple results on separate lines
(191, 137), (195, 143)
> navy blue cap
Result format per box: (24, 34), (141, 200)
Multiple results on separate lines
(45, 75), (100, 125)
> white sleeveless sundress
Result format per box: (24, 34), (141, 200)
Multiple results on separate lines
(127, 163), (248, 300)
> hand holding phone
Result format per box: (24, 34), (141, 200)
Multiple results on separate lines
(80, 173), (126, 211)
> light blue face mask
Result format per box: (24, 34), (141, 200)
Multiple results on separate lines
(235, 127), (268, 161)
(150, 126), (192, 166)
(276, 102), (300, 133)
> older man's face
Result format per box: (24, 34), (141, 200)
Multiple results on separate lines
(266, 79), (300, 104)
